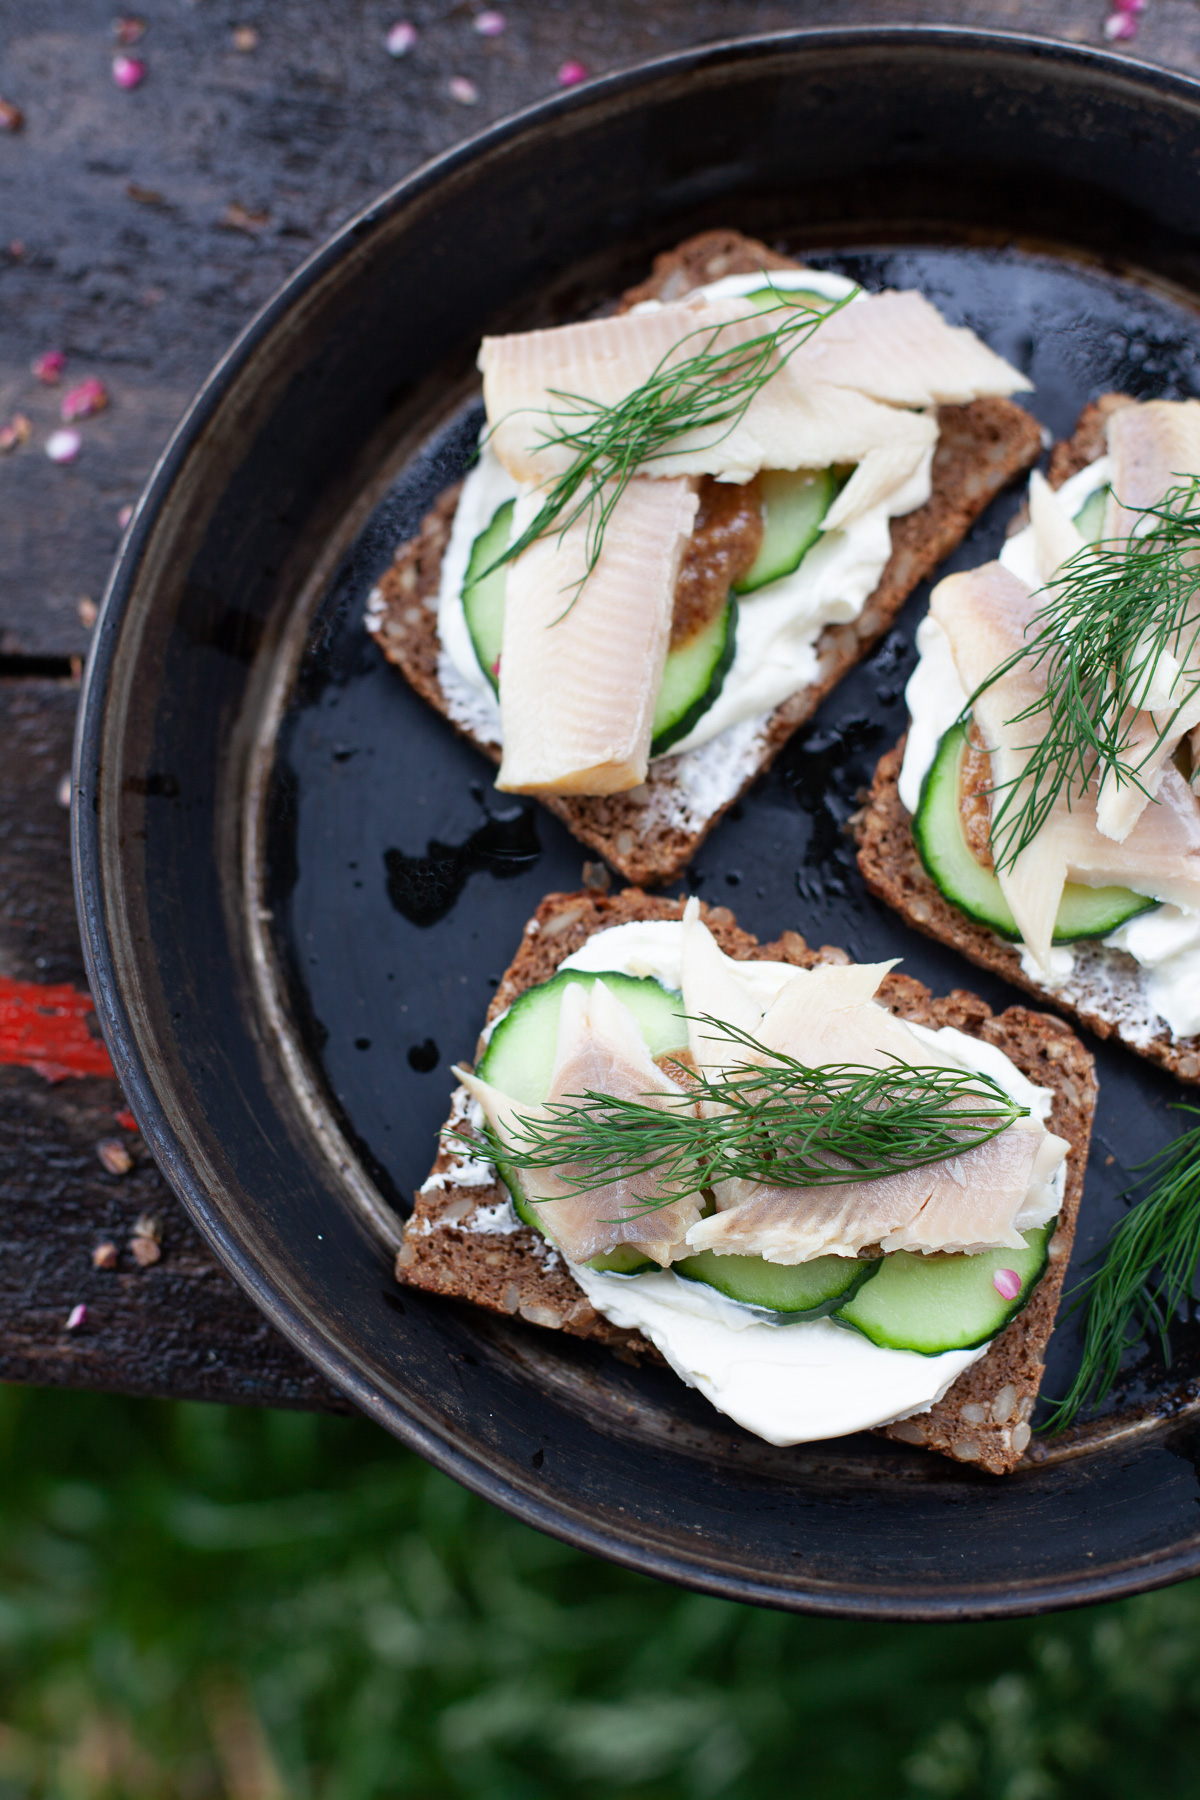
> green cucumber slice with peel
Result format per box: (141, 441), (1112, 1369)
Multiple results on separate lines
(833, 1227), (1052, 1354)
(474, 968), (689, 1266)
(1073, 485), (1109, 543)
(674, 1247), (878, 1319)
(461, 499), (514, 693)
(913, 720), (1154, 942)
(744, 286), (840, 314)
(651, 599), (737, 755)
(734, 468), (837, 594)
(461, 502), (736, 750)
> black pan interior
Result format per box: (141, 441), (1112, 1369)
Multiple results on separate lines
(76, 31), (1200, 1617)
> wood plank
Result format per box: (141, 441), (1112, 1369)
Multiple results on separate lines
(0, 678), (348, 1409)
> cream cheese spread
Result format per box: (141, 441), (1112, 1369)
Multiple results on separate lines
(433, 267), (935, 762)
(899, 456), (1200, 1023)
(545, 918), (1056, 1445)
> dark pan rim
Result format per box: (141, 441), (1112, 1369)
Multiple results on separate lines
(72, 23), (1200, 1620)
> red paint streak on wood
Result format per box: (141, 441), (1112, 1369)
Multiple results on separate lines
(0, 974), (114, 1081)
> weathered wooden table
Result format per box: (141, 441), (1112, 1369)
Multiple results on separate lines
(3, 0), (1197, 1412)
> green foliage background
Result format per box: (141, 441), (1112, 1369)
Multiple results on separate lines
(3, 1385), (1200, 1799)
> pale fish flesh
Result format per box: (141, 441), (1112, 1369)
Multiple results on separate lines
(1092, 401), (1200, 840)
(456, 978), (702, 1267)
(932, 561), (1200, 968)
(479, 288), (1026, 486)
(495, 475), (698, 795)
(675, 911), (1063, 1261)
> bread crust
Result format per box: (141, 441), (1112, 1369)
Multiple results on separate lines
(368, 230), (1042, 887)
(853, 396), (1200, 1085)
(396, 887), (1096, 1476)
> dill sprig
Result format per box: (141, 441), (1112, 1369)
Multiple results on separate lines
(968, 477), (1200, 874)
(1042, 1109), (1200, 1433)
(465, 1016), (1026, 1220)
(482, 284), (854, 613)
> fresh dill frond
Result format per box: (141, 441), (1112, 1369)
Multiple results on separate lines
(461, 1017), (1026, 1221)
(1042, 1109), (1200, 1433)
(480, 284), (855, 613)
(968, 477), (1200, 874)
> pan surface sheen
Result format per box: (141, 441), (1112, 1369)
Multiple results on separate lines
(73, 28), (1200, 1618)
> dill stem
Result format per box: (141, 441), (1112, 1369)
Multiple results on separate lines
(1043, 1109), (1200, 1432)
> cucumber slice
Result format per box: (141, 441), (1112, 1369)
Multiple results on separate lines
(674, 1247), (878, 1319)
(734, 468), (836, 594)
(475, 967), (690, 1257)
(833, 1227), (1052, 1354)
(460, 502), (735, 751)
(744, 286), (839, 314)
(913, 720), (1154, 942)
(461, 499), (514, 693)
(1073, 485), (1109, 543)
(477, 968), (688, 1107)
(651, 599), (737, 755)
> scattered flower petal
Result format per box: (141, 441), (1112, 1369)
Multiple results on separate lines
(232, 25), (259, 50)
(114, 1106), (138, 1131)
(130, 1213), (162, 1266)
(449, 75), (479, 104)
(993, 1268), (1023, 1301)
(8, 240), (24, 258)
(117, 503), (134, 528)
(1104, 9), (1138, 37)
(32, 350), (66, 383)
(0, 413), (32, 453)
(557, 59), (588, 87)
(475, 10), (506, 35)
(0, 98), (23, 132)
(222, 201), (270, 233)
(45, 428), (81, 463)
(61, 376), (108, 422)
(112, 55), (146, 89)
(92, 1242), (119, 1269)
(385, 21), (417, 56)
(126, 180), (164, 205)
(66, 1303), (87, 1330)
(78, 597), (98, 628)
(112, 16), (146, 45)
(97, 1137), (133, 1175)
(56, 774), (72, 808)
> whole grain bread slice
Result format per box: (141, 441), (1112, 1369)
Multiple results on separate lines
(395, 887), (1096, 1476)
(853, 393), (1200, 1084)
(367, 229), (1042, 888)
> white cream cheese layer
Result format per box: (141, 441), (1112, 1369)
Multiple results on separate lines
(569, 1262), (984, 1446)
(547, 918), (1056, 1444)
(898, 454), (1200, 1020)
(435, 267), (934, 760)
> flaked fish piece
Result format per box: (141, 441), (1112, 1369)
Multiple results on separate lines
(1090, 401), (1200, 839)
(677, 910), (1062, 1261)
(1104, 398), (1200, 539)
(457, 978), (701, 1267)
(480, 289), (1022, 486)
(495, 476), (698, 795)
(932, 561), (1200, 966)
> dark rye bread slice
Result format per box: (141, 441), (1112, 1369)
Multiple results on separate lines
(395, 887), (1096, 1476)
(368, 228), (1042, 889)
(853, 393), (1200, 1084)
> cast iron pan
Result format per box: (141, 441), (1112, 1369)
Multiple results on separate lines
(74, 27), (1200, 1619)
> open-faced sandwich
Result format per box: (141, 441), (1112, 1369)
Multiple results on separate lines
(368, 230), (1041, 886)
(856, 393), (1200, 1083)
(396, 889), (1096, 1474)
